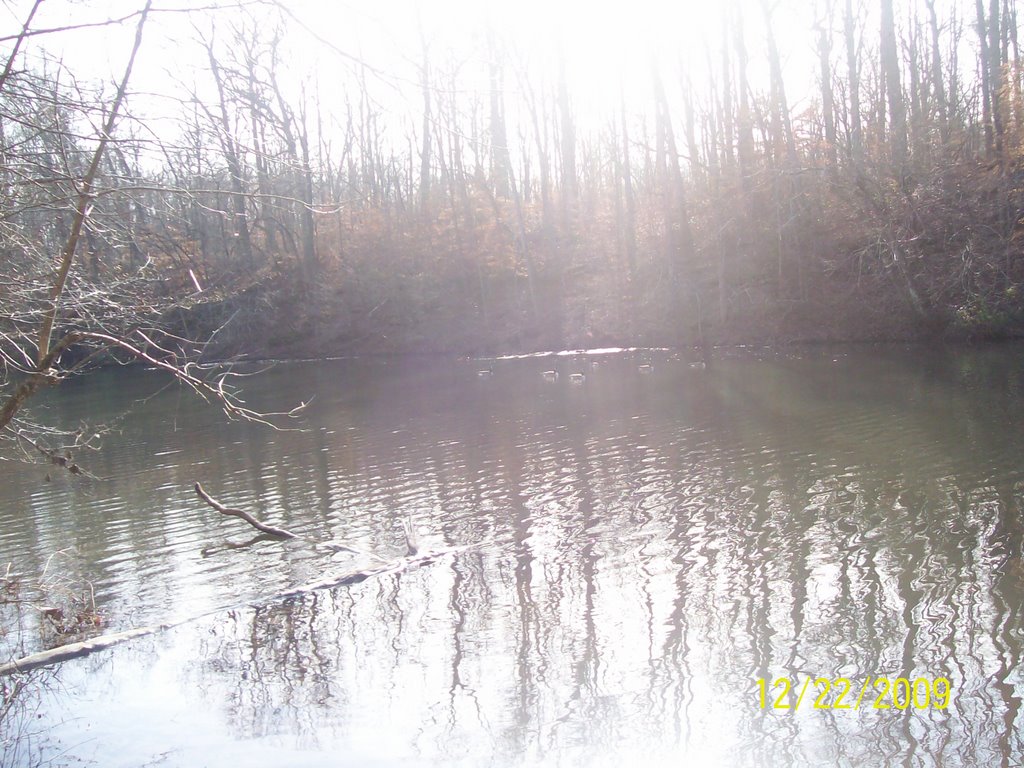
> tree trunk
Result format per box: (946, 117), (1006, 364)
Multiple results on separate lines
(488, 25), (511, 198)
(817, 17), (838, 169)
(762, 0), (796, 164)
(845, 0), (863, 164)
(977, 0), (995, 155)
(206, 42), (254, 270)
(619, 86), (637, 282)
(557, 41), (576, 230)
(417, 16), (432, 214)
(989, 0), (1005, 156)
(881, 0), (908, 169)
(734, 12), (755, 184)
(925, 0), (949, 140)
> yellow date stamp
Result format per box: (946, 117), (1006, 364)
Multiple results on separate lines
(756, 677), (953, 711)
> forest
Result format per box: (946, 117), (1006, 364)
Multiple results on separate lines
(2, 0), (1024, 371)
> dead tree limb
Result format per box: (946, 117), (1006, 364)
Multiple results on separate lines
(193, 482), (394, 562)
(2, 485), (481, 677)
(0, 543), (476, 676)
(194, 482), (297, 539)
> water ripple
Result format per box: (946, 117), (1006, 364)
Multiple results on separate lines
(3, 348), (1024, 766)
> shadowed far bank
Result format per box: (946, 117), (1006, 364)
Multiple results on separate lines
(171, 164), (1024, 361)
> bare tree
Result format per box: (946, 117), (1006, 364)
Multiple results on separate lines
(487, 23), (511, 199)
(817, 2), (839, 169)
(0, 1), (300, 471)
(200, 29), (256, 269)
(881, 0), (908, 168)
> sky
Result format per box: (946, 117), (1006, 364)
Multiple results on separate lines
(0, 0), (820, 120)
(4, 0), (985, 170)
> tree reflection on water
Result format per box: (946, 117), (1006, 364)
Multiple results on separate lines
(4, 348), (1024, 766)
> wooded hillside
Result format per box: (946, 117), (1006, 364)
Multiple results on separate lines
(3, 0), (1024, 361)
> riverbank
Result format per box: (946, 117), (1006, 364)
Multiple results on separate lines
(173, 257), (1024, 362)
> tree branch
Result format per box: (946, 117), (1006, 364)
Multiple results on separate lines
(36, 0), (153, 366)
(194, 482), (296, 538)
(0, 0), (44, 92)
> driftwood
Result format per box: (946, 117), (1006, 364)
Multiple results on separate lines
(0, 545), (471, 677)
(0, 487), (448, 671)
(0, 623), (178, 676)
(194, 483), (297, 539)
(0, 485), (447, 677)
(195, 483), (413, 559)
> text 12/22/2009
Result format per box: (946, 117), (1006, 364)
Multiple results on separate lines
(756, 677), (953, 712)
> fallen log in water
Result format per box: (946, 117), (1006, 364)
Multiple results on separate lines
(0, 623), (179, 677)
(0, 546), (467, 677)
(0, 484), (455, 677)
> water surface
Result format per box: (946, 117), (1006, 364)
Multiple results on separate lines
(2, 346), (1024, 766)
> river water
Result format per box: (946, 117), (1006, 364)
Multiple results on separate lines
(2, 345), (1024, 766)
